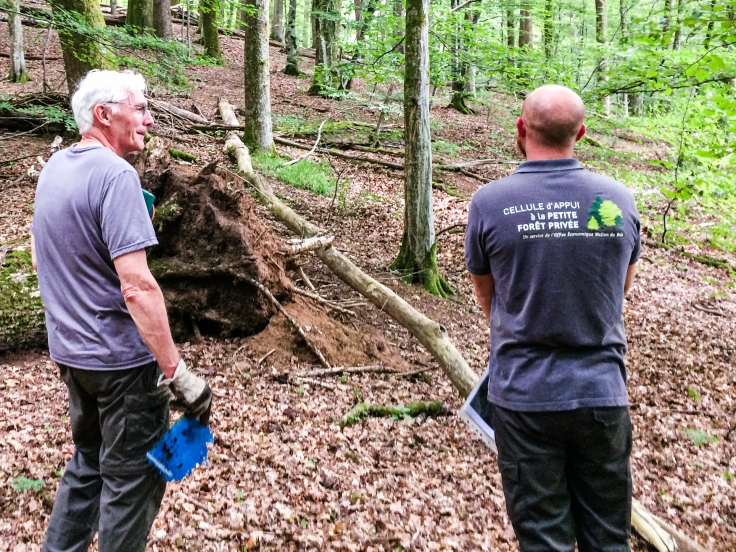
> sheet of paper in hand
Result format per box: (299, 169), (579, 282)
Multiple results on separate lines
(459, 368), (497, 453)
(147, 416), (214, 482)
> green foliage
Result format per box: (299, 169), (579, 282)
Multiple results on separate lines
(686, 387), (701, 404)
(251, 152), (334, 196)
(682, 428), (718, 447)
(0, 247), (46, 350)
(10, 476), (45, 492)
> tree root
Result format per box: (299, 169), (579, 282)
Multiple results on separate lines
(390, 241), (454, 298)
(340, 401), (446, 427)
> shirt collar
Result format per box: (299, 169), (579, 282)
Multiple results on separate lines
(514, 158), (583, 173)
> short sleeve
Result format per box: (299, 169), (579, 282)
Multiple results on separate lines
(100, 170), (158, 259)
(464, 198), (491, 275)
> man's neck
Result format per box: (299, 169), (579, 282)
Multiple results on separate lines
(77, 128), (119, 156)
(523, 147), (575, 161)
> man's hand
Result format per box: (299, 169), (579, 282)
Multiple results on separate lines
(158, 359), (212, 426)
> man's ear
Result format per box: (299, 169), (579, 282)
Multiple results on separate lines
(92, 104), (113, 128)
(574, 123), (586, 142)
(516, 117), (526, 138)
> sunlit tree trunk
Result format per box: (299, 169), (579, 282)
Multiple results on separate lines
(201, 0), (222, 61)
(448, 0), (472, 114)
(543, 0), (554, 59)
(271, 0), (284, 41)
(153, 0), (172, 39)
(50, 0), (117, 92)
(243, 0), (275, 152)
(506, 7), (515, 47)
(284, 0), (300, 75)
(127, 0), (153, 29)
(619, 0), (630, 114)
(463, 10), (480, 97)
(596, 0), (610, 113)
(518, 2), (532, 48)
(392, 0), (452, 298)
(308, 0), (341, 95)
(7, 0), (30, 83)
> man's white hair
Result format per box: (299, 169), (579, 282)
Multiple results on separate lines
(71, 70), (147, 134)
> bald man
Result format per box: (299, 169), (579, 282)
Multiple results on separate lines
(465, 85), (640, 552)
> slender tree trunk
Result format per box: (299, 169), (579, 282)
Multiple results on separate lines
(463, 10), (480, 97)
(110, 0), (116, 16)
(543, 0), (554, 59)
(7, 0), (30, 83)
(308, 0), (341, 95)
(506, 7), (515, 47)
(127, 0), (154, 29)
(704, 0), (715, 49)
(243, 0), (275, 152)
(595, 0), (610, 113)
(672, 0), (684, 49)
(284, 0), (300, 75)
(620, 0), (637, 115)
(311, 0), (319, 50)
(392, 0), (452, 298)
(518, 3), (532, 48)
(50, 0), (117, 92)
(394, 0), (404, 53)
(153, 0), (172, 39)
(271, 0), (284, 41)
(201, 0), (222, 61)
(448, 2), (474, 114)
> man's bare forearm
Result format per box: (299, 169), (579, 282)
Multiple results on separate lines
(469, 273), (495, 322)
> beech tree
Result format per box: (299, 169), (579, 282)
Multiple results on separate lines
(596, 0), (610, 112)
(518, 2), (532, 48)
(284, 0), (300, 76)
(50, 0), (117, 91)
(126, 0), (153, 30)
(153, 0), (172, 39)
(6, 0), (30, 83)
(271, 0), (284, 41)
(391, 0), (452, 298)
(201, 0), (222, 61)
(308, 0), (341, 95)
(242, 0), (275, 151)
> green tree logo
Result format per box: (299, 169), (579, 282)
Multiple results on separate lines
(587, 196), (624, 230)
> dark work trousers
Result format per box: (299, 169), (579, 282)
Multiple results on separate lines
(42, 361), (170, 552)
(490, 404), (632, 552)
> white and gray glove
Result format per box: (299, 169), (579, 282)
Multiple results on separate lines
(158, 359), (212, 426)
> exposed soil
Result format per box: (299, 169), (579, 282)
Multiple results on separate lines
(2, 21), (736, 552)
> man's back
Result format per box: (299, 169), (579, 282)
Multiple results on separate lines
(465, 158), (641, 411)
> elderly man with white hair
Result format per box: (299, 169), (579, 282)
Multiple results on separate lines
(31, 70), (212, 552)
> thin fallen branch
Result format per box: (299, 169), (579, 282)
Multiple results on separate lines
(644, 238), (736, 273)
(340, 401), (446, 427)
(1, 151), (42, 165)
(445, 157), (521, 168)
(150, 100), (209, 125)
(0, 52), (60, 60)
(284, 235), (334, 255)
(303, 365), (392, 377)
(257, 348), (276, 367)
(692, 303), (725, 317)
(396, 365), (437, 378)
(294, 375), (336, 390)
(291, 287), (356, 316)
(631, 498), (677, 552)
(274, 136), (405, 170)
(284, 120), (326, 166)
(296, 266), (316, 291)
(436, 223), (467, 237)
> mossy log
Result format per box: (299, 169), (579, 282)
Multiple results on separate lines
(0, 246), (46, 351)
(340, 401), (446, 427)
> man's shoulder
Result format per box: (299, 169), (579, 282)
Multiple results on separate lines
(577, 168), (635, 201)
(471, 172), (524, 204)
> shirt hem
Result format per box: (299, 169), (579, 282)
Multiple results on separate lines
(50, 352), (156, 371)
(489, 395), (628, 412)
(110, 238), (159, 260)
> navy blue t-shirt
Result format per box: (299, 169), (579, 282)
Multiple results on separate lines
(465, 158), (641, 411)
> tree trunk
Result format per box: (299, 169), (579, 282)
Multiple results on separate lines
(543, 0), (554, 59)
(271, 0), (284, 41)
(704, 0), (715, 48)
(7, 0), (30, 83)
(50, 0), (117, 92)
(448, 0), (472, 114)
(506, 6), (515, 47)
(595, 0), (610, 114)
(243, 0), (275, 152)
(126, 0), (153, 30)
(152, 0), (172, 39)
(311, 0), (319, 50)
(201, 0), (222, 60)
(518, 3), (532, 48)
(0, 246), (46, 351)
(110, 0), (116, 17)
(672, 0), (683, 49)
(394, 0), (404, 53)
(630, 93), (643, 116)
(393, 0), (452, 298)
(308, 0), (341, 95)
(284, 0), (300, 75)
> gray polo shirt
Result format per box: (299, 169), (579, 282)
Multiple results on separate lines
(32, 145), (157, 370)
(465, 158), (640, 411)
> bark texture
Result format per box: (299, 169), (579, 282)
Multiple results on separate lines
(242, 0), (275, 151)
(7, 0), (30, 83)
(126, 0), (153, 30)
(283, 0), (300, 75)
(270, 0), (284, 41)
(152, 0), (172, 39)
(518, 3), (532, 48)
(50, 0), (117, 92)
(201, 0), (222, 60)
(393, 0), (452, 297)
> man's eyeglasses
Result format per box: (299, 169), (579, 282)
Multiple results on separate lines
(105, 101), (148, 118)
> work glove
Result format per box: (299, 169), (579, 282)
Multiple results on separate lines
(158, 359), (212, 426)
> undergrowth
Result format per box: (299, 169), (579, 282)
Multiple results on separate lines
(251, 152), (334, 196)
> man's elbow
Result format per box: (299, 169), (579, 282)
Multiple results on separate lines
(120, 276), (158, 305)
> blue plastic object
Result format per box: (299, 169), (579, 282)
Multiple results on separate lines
(146, 416), (214, 482)
(142, 189), (156, 218)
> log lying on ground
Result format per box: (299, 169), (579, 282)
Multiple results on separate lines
(218, 99), (712, 552)
(340, 401), (446, 427)
(0, 244), (46, 351)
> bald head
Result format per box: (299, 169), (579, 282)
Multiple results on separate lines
(521, 85), (585, 150)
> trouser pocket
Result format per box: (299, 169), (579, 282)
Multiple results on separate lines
(123, 387), (171, 456)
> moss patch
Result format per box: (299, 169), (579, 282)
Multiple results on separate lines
(0, 247), (46, 350)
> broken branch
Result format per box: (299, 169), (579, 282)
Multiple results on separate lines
(340, 401), (446, 427)
(284, 120), (326, 166)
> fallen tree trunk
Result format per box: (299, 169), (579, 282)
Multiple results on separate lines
(340, 401), (447, 427)
(218, 99), (712, 552)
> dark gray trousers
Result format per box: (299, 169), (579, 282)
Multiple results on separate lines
(490, 404), (632, 552)
(42, 362), (170, 552)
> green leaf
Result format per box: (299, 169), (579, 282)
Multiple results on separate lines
(686, 387), (701, 403)
(682, 428), (718, 447)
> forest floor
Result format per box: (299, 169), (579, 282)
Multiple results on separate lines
(2, 24), (736, 552)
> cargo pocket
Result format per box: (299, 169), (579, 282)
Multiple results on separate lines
(123, 387), (170, 456)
